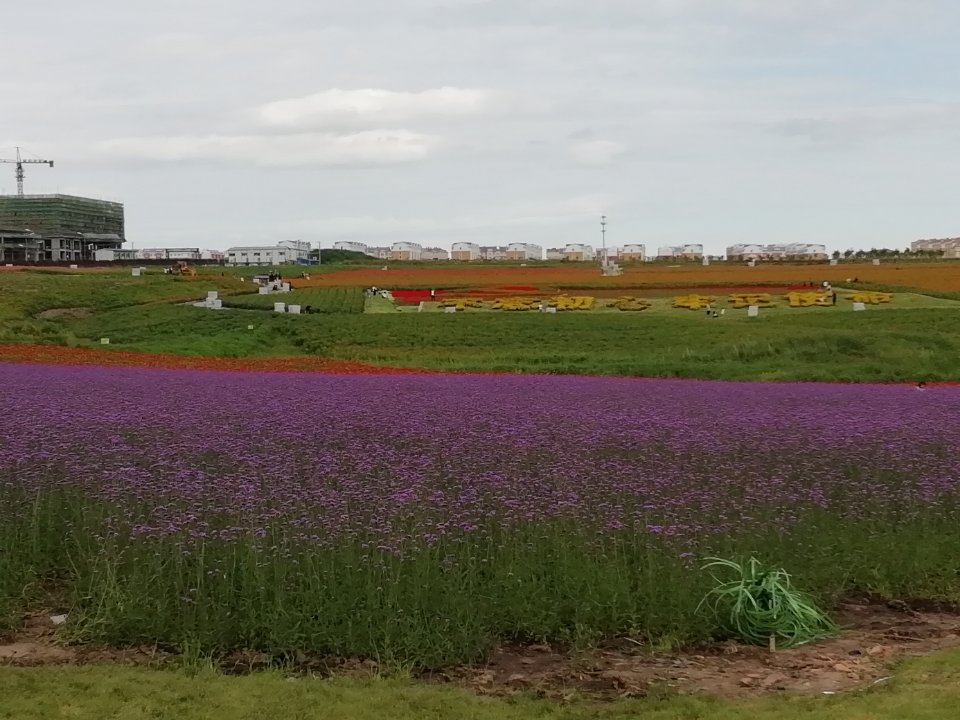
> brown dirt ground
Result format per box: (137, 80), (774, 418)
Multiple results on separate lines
(4, 599), (960, 699)
(34, 307), (93, 320)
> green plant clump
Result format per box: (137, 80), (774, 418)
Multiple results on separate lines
(699, 557), (837, 648)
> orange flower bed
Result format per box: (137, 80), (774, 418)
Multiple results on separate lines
(291, 263), (960, 293)
(0, 344), (415, 375)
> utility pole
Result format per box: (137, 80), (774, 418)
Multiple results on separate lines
(0, 147), (55, 196)
(600, 215), (607, 263)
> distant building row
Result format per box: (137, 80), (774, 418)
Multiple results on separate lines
(95, 247), (226, 262)
(726, 243), (828, 262)
(333, 241), (697, 262)
(912, 238), (960, 258)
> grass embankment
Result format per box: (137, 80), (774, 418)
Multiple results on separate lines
(53, 305), (960, 381)
(0, 270), (246, 346)
(3, 652), (960, 719)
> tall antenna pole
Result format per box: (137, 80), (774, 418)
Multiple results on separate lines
(600, 215), (607, 263)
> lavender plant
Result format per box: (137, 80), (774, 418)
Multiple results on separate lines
(1, 363), (959, 664)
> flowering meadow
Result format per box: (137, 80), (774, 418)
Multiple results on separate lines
(2, 363), (960, 666)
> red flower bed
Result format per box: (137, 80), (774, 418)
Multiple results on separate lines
(0, 344), (417, 375)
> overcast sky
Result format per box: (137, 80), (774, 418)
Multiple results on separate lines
(3, 0), (959, 252)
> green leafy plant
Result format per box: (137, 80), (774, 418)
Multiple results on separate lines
(699, 557), (837, 649)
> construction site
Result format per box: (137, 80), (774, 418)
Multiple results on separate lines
(0, 147), (125, 263)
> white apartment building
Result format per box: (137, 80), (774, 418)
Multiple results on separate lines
(619, 244), (646, 262)
(725, 244), (766, 262)
(563, 244), (594, 262)
(94, 248), (138, 262)
(138, 248), (201, 261)
(226, 240), (311, 266)
(506, 243), (543, 261)
(657, 244), (704, 260)
(727, 243), (827, 262)
(200, 249), (225, 262)
(913, 238), (960, 253)
(333, 241), (370, 254)
(422, 247), (450, 261)
(451, 242), (481, 261)
(480, 246), (507, 261)
(390, 242), (422, 261)
(545, 247), (565, 261)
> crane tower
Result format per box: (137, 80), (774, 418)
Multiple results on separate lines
(0, 147), (55, 196)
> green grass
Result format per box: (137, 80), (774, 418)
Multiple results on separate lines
(46, 304), (960, 381)
(4, 270), (960, 381)
(224, 287), (365, 313)
(4, 650), (960, 719)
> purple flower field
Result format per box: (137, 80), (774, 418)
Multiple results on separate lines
(2, 362), (960, 663)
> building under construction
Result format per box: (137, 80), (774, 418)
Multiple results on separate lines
(0, 194), (125, 263)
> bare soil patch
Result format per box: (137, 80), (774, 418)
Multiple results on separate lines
(35, 307), (93, 321)
(444, 600), (960, 699)
(3, 599), (959, 699)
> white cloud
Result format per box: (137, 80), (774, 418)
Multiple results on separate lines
(569, 140), (626, 166)
(95, 131), (441, 166)
(257, 87), (498, 128)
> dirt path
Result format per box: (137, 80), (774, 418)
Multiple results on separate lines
(3, 599), (959, 699)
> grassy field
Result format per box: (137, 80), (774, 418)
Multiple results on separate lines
(3, 651), (960, 719)
(1, 266), (959, 380)
(38, 303), (960, 381)
(224, 287), (365, 313)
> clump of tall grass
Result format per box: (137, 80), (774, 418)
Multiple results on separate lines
(699, 557), (836, 649)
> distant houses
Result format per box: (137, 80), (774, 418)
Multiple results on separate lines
(912, 238), (960, 258)
(726, 243), (827, 262)
(226, 241), (311, 266)
(657, 244), (704, 261)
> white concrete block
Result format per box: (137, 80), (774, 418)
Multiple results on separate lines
(131, 268), (141, 277)
(69, 264), (78, 269)
(873, 259), (880, 265)
(748, 305), (759, 317)
(100, 338), (110, 345)
(288, 304), (301, 315)
(274, 303), (286, 313)
(702, 258), (710, 266)
(853, 302), (866, 312)
(211, 299), (223, 309)
(207, 291), (218, 300)
(830, 259), (838, 266)
(258, 287), (270, 295)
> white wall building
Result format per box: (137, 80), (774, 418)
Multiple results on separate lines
(480, 246), (507, 261)
(422, 246), (449, 261)
(657, 244), (704, 260)
(506, 242), (543, 261)
(563, 243), (594, 261)
(200, 249), (225, 262)
(138, 248), (201, 261)
(912, 238), (960, 253)
(390, 242), (422, 261)
(726, 244), (766, 261)
(333, 241), (370, 254)
(451, 242), (481, 261)
(619, 244), (646, 262)
(545, 247), (565, 261)
(727, 243), (828, 262)
(226, 240), (311, 266)
(94, 248), (138, 262)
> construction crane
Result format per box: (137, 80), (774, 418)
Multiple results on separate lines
(0, 147), (54, 196)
